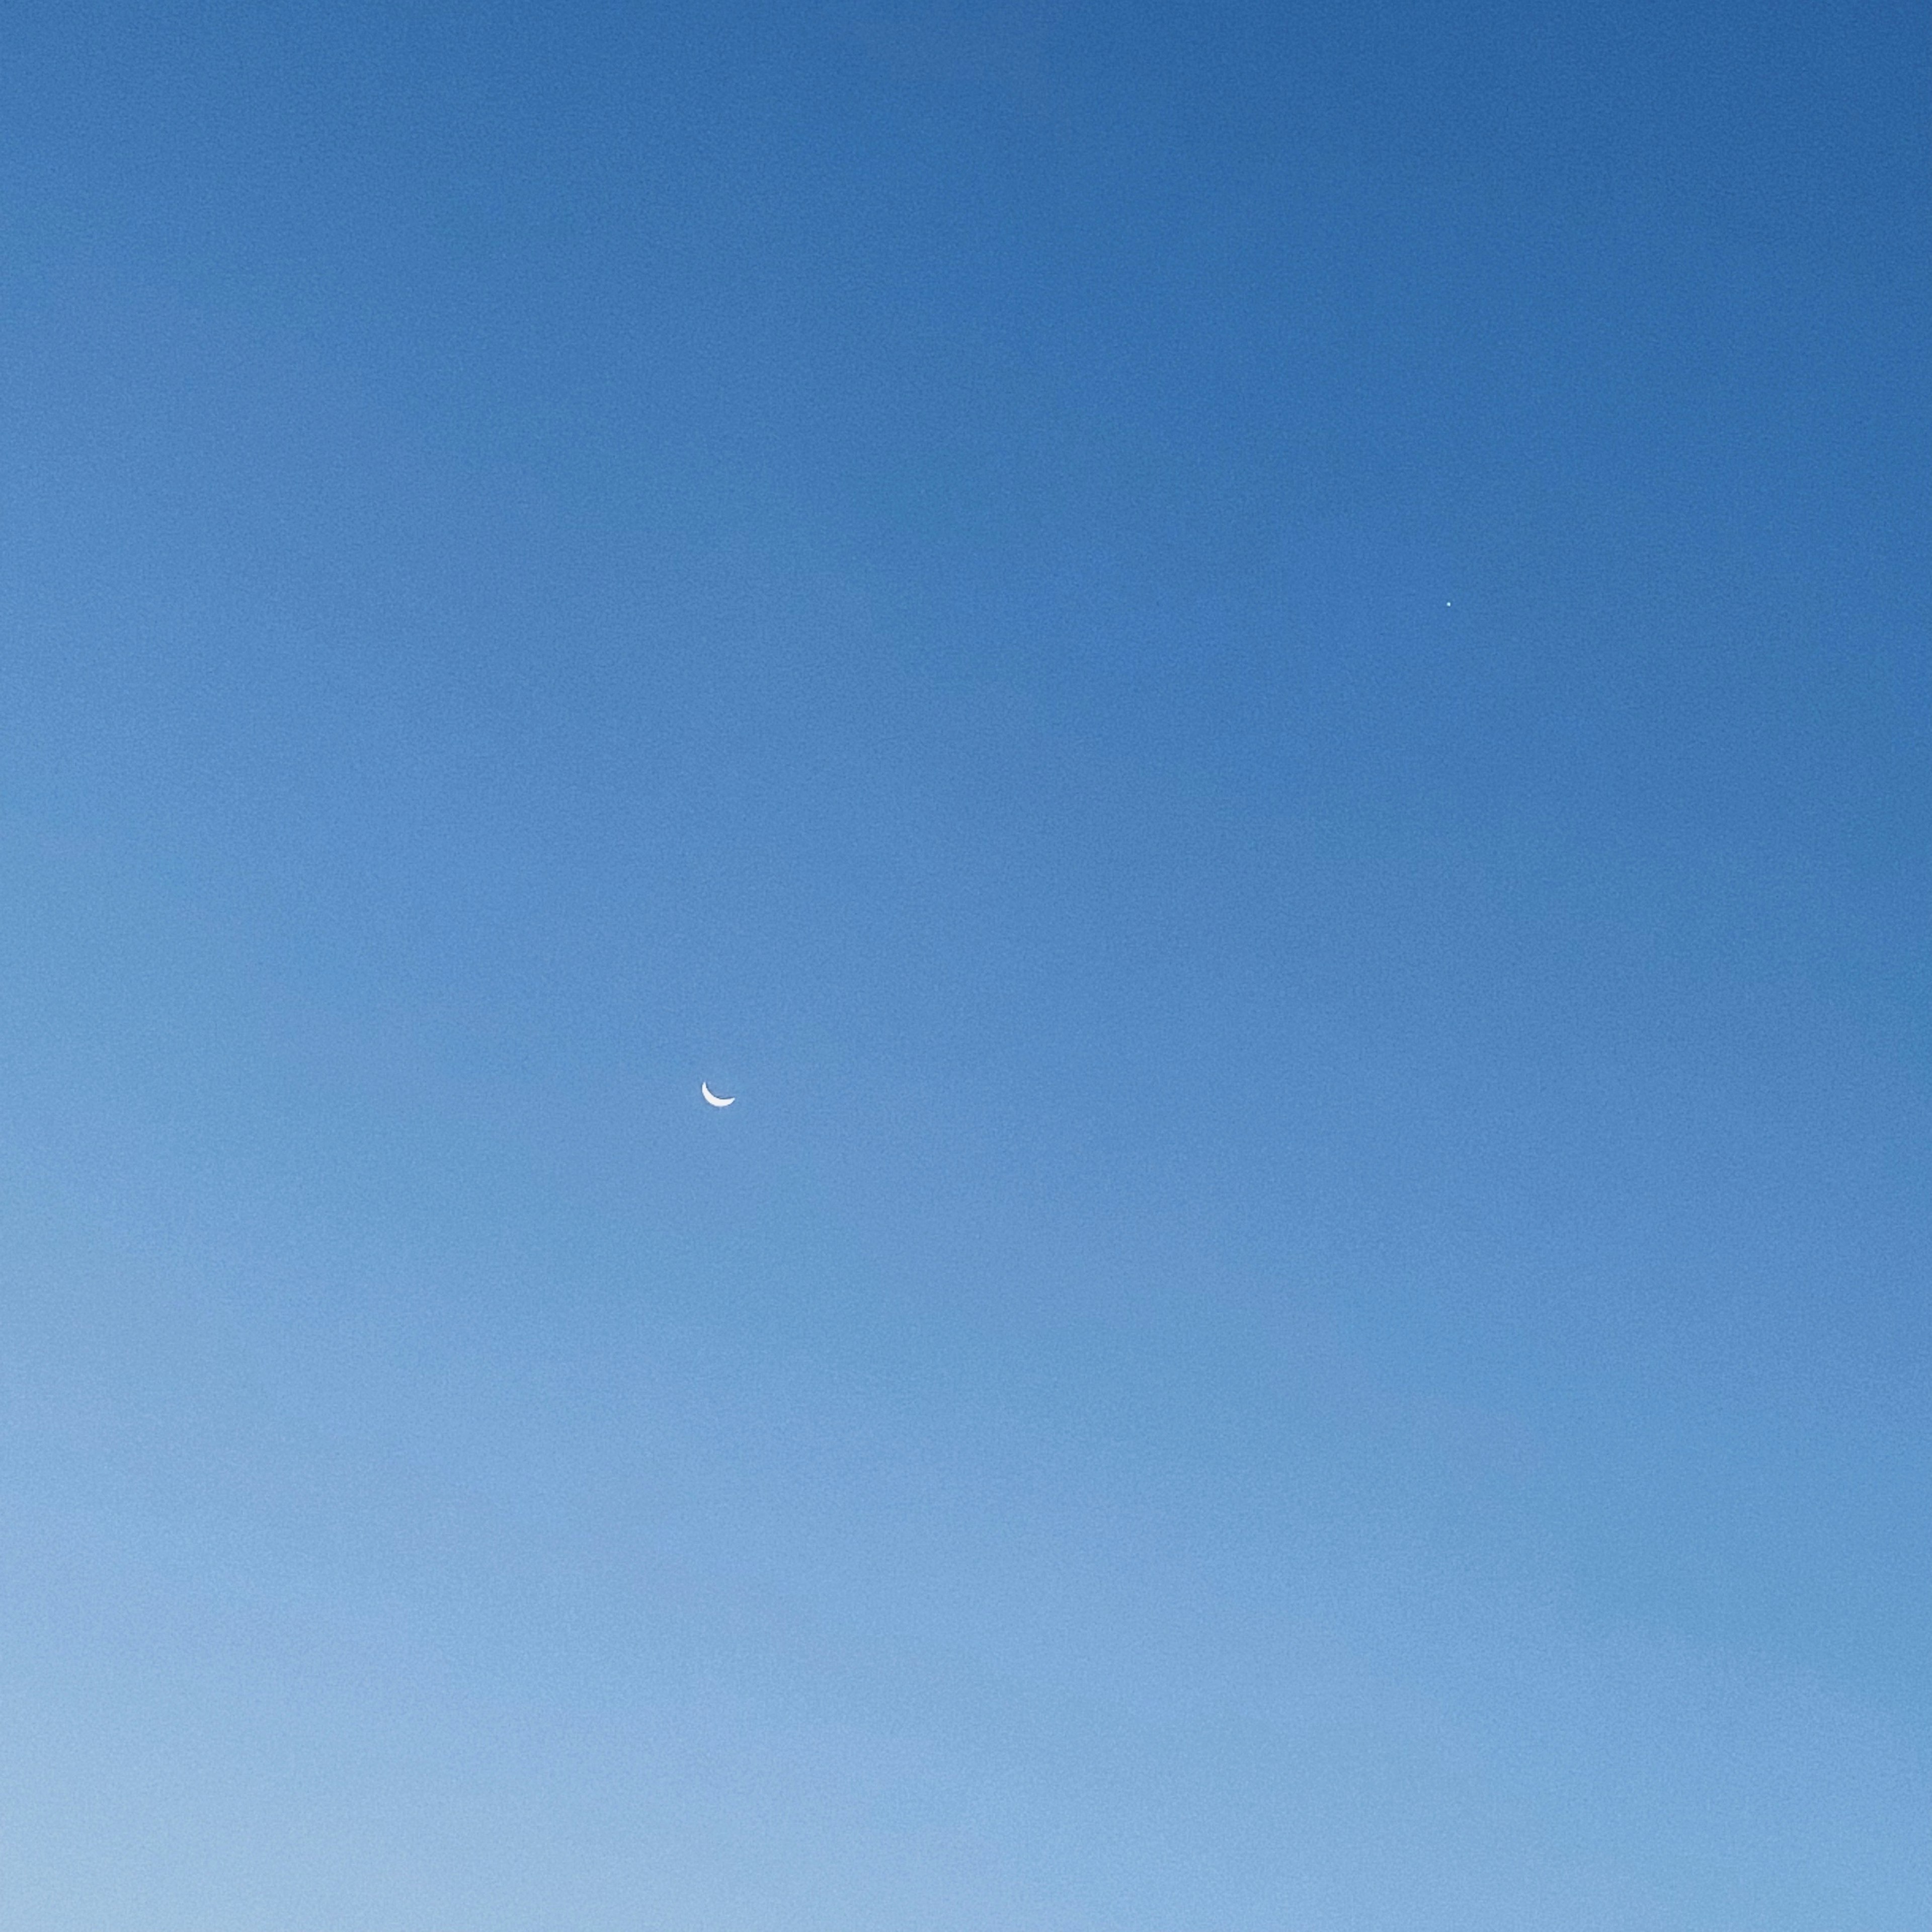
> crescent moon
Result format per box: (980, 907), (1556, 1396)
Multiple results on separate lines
(701, 1082), (735, 1107)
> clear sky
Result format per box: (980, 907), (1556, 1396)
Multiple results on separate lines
(1, 3), (1926, 1926)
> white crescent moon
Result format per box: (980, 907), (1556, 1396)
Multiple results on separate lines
(701, 1082), (735, 1107)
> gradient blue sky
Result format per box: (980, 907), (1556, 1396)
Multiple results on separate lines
(2, 3), (1927, 1926)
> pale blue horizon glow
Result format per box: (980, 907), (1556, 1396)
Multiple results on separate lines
(1, 3), (1927, 1927)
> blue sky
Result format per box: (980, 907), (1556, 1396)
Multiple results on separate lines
(1, 3), (1926, 1925)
